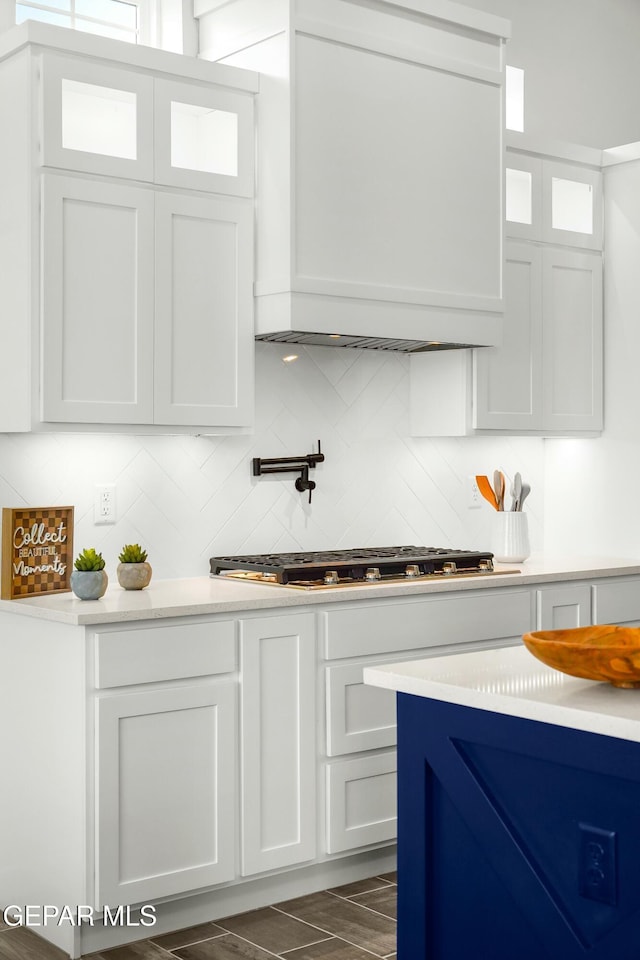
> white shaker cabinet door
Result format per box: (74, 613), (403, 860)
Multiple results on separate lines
(154, 192), (254, 427)
(474, 241), (543, 430)
(541, 247), (603, 432)
(95, 681), (236, 907)
(41, 175), (154, 424)
(239, 613), (316, 875)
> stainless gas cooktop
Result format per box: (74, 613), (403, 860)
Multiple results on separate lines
(209, 545), (519, 590)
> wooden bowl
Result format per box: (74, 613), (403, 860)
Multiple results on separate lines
(522, 625), (640, 688)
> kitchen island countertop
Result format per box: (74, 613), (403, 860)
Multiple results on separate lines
(364, 643), (640, 743)
(1, 555), (640, 625)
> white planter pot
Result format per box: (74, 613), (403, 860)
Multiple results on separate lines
(117, 562), (152, 590)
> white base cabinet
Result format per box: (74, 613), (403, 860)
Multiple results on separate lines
(3, 572), (640, 958)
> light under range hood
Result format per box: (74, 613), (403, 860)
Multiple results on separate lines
(197, 0), (508, 353)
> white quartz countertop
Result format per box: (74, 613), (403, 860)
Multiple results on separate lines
(364, 645), (640, 743)
(1, 555), (640, 625)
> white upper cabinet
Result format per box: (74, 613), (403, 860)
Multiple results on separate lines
(412, 139), (604, 437)
(41, 176), (254, 427)
(40, 53), (254, 199)
(505, 140), (603, 250)
(411, 242), (603, 436)
(0, 24), (258, 432)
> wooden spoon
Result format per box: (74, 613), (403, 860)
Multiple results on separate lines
(493, 470), (505, 511)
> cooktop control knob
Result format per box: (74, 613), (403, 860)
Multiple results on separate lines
(324, 570), (339, 585)
(405, 564), (421, 577)
(365, 567), (381, 581)
(442, 562), (457, 575)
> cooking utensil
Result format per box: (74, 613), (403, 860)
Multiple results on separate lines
(518, 482), (531, 511)
(493, 470), (505, 511)
(475, 475), (499, 511)
(511, 472), (522, 512)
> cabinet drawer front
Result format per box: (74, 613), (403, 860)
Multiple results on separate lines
(536, 584), (591, 629)
(96, 620), (235, 688)
(322, 590), (533, 660)
(326, 661), (397, 756)
(326, 753), (397, 854)
(593, 578), (640, 626)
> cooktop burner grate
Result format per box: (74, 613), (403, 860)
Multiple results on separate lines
(209, 545), (503, 588)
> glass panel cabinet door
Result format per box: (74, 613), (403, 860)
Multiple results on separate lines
(542, 160), (602, 250)
(154, 78), (254, 196)
(40, 54), (154, 180)
(505, 152), (542, 241)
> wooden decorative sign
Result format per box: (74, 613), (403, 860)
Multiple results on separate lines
(1, 506), (74, 600)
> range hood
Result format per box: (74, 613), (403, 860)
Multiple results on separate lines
(197, 0), (508, 353)
(254, 293), (502, 353)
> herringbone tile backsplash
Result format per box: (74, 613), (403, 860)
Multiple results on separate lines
(0, 344), (544, 580)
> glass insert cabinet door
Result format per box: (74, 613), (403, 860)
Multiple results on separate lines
(153, 78), (254, 197)
(40, 54), (154, 179)
(506, 152), (602, 250)
(504, 152), (542, 241)
(39, 56), (254, 197)
(542, 160), (602, 249)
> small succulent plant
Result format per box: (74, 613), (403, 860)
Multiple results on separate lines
(74, 547), (106, 572)
(118, 543), (148, 564)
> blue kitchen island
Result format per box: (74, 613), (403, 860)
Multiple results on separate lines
(364, 646), (640, 960)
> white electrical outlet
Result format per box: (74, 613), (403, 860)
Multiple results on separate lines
(467, 476), (482, 510)
(94, 484), (116, 525)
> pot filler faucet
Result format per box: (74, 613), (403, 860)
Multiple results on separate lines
(252, 441), (325, 503)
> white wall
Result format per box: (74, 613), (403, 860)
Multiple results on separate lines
(544, 156), (640, 559)
(462, 0), (640, 149)
(0, 344), (544, 580)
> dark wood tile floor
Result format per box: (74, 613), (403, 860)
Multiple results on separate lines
(0, 874), (397, 960)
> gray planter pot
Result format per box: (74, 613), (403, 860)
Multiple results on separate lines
(117, 561), (152, 591)
(70, 569), (108, 601)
